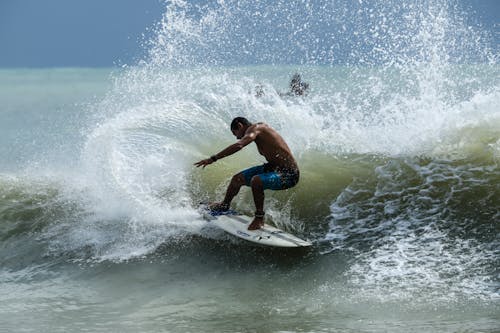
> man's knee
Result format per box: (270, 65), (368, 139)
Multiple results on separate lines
(250, 175), (263, 189)
(231, 173), (246, 186)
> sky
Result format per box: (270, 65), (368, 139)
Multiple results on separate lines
(0, 0), (498, 68)
(0, 0), (164, 67)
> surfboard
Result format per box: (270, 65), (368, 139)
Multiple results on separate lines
(202, 209), (312, 248)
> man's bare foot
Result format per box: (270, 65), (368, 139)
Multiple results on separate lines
(208, 202), (229, 212)
(248, 212), (265, 230)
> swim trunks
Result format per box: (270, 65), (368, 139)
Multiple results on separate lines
(241, 163), (299, 190)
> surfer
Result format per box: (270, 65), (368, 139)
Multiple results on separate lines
(279, 73), (309, 97)
(252, 74), (309, 98)
(194, 117), (299, 230)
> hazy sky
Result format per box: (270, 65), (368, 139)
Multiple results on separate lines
(0, 0), (164, 67)
(0, 0), (497, 68)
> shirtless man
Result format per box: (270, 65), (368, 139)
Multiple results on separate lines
(194, 117), (299, 230)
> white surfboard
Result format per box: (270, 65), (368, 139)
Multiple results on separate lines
(202, 211), (312, 248)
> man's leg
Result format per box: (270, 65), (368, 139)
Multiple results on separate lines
(248, 175), (265, 230)
(210, 173), (246, 211)
(222, 173), (246, 206)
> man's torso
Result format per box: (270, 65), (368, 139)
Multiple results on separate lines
(252, 123), (298, 171)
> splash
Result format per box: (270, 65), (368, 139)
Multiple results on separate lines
(58, 0), (499, 262)
(146, 0), (495, 67)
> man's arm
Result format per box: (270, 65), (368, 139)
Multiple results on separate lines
(194, 128), (257, 168)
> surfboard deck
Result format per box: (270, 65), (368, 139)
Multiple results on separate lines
(201, 208), (312, 248)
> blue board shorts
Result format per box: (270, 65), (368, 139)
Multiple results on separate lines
(241, 163), (300, 190)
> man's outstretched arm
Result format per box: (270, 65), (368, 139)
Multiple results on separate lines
(194, 129), (257, 168)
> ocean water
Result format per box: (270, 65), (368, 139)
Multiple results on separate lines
(1, 1), (499, 332)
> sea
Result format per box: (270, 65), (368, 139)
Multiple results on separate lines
(0, 1), (499, 332)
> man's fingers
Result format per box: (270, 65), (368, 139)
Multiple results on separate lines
(194, 159), (210, 168)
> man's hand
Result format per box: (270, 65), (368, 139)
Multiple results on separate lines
(194, 158), (214, 168)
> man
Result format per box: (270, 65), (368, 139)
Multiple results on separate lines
(290, 74), (309, 96)
(289, 73), (309, 96)
(194, 117), (300, 230)
(278, 73), (309, 97)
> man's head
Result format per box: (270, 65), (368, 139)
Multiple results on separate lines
(230, 117), (251, 139)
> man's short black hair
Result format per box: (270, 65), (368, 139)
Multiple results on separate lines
(231, 117), (251, 130)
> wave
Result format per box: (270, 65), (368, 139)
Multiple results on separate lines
(1, 0), (499, 301)
(1, 74), (498, 300)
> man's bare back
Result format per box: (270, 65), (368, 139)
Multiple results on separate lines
(248, 123), (298, 170)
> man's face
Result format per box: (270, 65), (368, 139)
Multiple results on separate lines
(231, 123), (245, 139)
